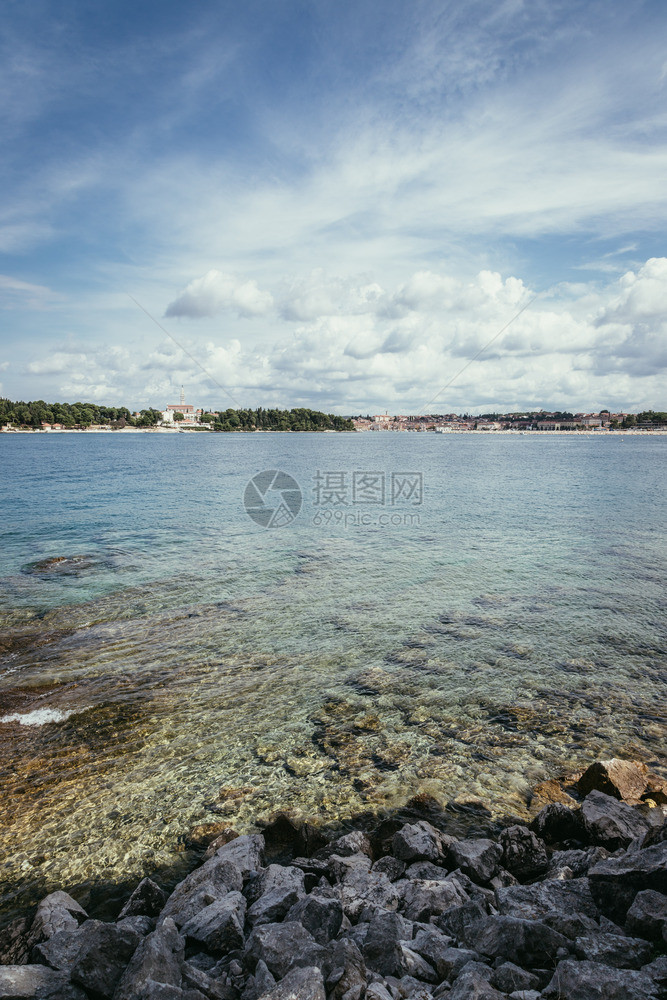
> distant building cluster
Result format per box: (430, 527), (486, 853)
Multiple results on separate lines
(352, 410), (641, 432)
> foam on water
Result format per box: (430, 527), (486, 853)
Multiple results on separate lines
(1, 707), (79, 726)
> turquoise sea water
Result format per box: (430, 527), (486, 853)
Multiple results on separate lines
(0, 432), (665, 917)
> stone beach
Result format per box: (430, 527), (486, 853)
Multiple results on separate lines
(1, 759), (666, 1000)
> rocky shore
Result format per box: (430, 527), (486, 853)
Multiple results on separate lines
(0, 759), (665, 1000)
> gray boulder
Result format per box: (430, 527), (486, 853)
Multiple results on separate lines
(625, 889), (667, 942)
(404, 861), (448, 881)
(285, 895), (343, 944)
(392, 822), (447, 863)
(324, 938), (367, 1000)
(242, 959), (276, 1000)
(447, 840), (501, 885)
(530, 802), (583, 845)
(335, 867), (400, 922)
(114, 917), (185, 1000)
(26, 891), (88, 948)
(372, 857), (407, 881)
(448, 970), (504, 999)
(397, 877), (468, 922)
(580, 791), (650, 850)
(181, 963), (232, 999)
(410, 927), (456, 979)
(158, 855), (243, 928)
(436, 900), (488, 948)
(69, 921), (142, 999)
(256, 965), (325, 1000)
(32, 928), (88, 971)
(247, 868), (305, 927)
(312, 831), (373, 862)
(573, 932), (653, 969)
(546, 847), (609, 879)
(642, 955), (667, 988)
(588, 840), (667, 921)
(212, 834), (266, 879)
(0, 965), (87, 999)
(116, 915), (156, 936)
(119, 878), (167, 919)
(180, 891), (246, 954)
(494, 877), (598, 921)
(363, 910), (413, 976)
(429, 946), (481, 981)
(499, 826), (548, 882)
(490, 961), (539, 994)
(245, 922), (326, 980)
(473, 915), (569, 967)
(543, 958), (660, 999)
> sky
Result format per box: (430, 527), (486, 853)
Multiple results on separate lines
(1, 0), (666, 415)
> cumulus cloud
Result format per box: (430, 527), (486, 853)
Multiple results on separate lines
(165, 270), (273, 319)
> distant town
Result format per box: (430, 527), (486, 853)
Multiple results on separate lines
(0, 392), (666, 433)
(352, 409), (667, 432)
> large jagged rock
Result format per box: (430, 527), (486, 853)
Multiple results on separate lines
(530, 801), (583, 845)
(396, 876), (468, 921)
(246, 866), (305, 926)
(472, 915), (570, 967)
(447, 839), (501, 885)
(113, 917), (185, 1000)
(426, 944), (481, 982)
(0, 965), (87, 999)
(588, 840), (667, 921)
(372, 857), (407, 881)
(158, 854), (243, 928)
(546, 847), (609, 879)
(323, 938), (367, 1000)
(180, 962), (232, 999)
(245, 922), (326, 980)
(26, 891), (88, 949)
(362, 910), (413, 976)
(573, 932), (652, 969)
(334, 867), (400, 922)
(392, 821), (448, 863)
(180, 891), (246, 954)
(499, 826), (548, 883)
(212, 834), (266, 878)
(69, 921), (142, 999)
(490, 961), (539, 994)
(494, 877), (598, 922)
(436, 900), (488, 948)
(448, 969), (505, 1000)
(256, 965), (325, 1000)
(311, 831), (373, 863)
(118, 878), (167, 919)
(543, 958), (660, 999)
(577, 760), (649, 804)
(284, 895), (343, 944)
(409, 926), (454, 978)
(625, 889), (667, 942)
(580, 791), (650, 850)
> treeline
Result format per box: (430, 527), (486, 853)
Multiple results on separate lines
(619, 411), (667, 427)
(0, 399), (355, 432)
(205, 407), (354, 432)
(0, 399), (162, 428)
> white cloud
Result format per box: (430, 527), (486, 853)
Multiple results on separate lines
(165, 270), (273, 319)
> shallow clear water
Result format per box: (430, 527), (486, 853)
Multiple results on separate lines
(0, 432), (665, 917)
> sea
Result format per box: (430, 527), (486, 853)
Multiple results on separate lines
(0, 431), (665, 919)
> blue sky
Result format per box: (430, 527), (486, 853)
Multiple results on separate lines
(1, 0), (666, 413)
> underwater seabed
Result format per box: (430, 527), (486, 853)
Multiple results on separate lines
(1, 562), (665, 923)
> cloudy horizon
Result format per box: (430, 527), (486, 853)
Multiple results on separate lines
(1, 0), (666, 414)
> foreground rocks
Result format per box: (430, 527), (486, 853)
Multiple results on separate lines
(1, 761), (666, 1000)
